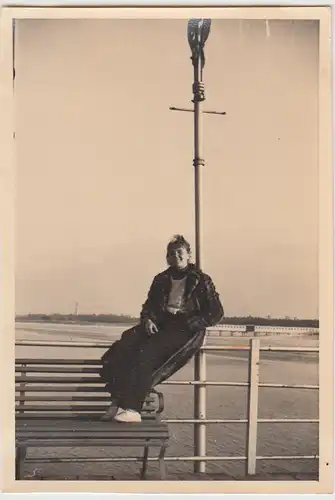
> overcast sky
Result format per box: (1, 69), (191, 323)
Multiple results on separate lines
(14, 18), (319, 319)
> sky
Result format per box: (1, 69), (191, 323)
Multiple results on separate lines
(14, 18), (319, 319)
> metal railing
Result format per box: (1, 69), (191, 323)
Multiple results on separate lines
(15, 336), (319, 475)
(207, 325), (319, 336)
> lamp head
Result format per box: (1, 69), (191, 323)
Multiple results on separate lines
(187, 18), (211, 52)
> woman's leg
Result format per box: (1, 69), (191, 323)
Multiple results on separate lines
(117, 320), (192, 413)
(100, 324), (147, 400)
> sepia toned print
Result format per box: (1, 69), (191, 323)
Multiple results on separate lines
(0, 6), (333, 495)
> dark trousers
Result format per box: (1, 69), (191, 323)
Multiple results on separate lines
(101, 315), (193, 412)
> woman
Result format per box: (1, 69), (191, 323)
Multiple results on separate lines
(100, 234), (224, 423)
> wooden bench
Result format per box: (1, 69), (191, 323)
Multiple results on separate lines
(15, 358), (170, 480)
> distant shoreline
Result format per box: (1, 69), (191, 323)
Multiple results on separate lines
(15, 314), (319, 329)
(15, 318), (138, 327)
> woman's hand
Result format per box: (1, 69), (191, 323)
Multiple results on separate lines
(144, 318), (159, 336)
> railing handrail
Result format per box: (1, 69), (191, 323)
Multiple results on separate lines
(15, 339), (319, 351)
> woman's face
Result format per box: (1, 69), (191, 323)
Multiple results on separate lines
(167, 245), (190, 270)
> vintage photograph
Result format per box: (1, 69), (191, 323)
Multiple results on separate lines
(0, 7), (330, 492)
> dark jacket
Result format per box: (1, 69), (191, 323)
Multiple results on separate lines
(140, 263), (224, 334)
(143, 264), (224, 386)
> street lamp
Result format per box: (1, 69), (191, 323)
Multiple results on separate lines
(188, 18), (211, 78)
(187, 17), (211, 268)
(187, 18), (211, 475)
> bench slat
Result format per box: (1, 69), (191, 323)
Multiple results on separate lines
(16, 386), (108, 392)
(16, 367), (103, 374)
(16, 359), (102, 365)
(17, 435), (168, 442)
(16, 431), (169, 437)
(15, 395), (111, 402)
(16, 376), (103, 383)
(15, 395), (154, 403)
(17, 419), (163, 429)
(17, 428), (168, 437)
(16, 413), (158, 420)
(16, 439), (167, 448)
(17, 422), (165, 430)
(16, 419), (169, 437)
(15, 393), (158, 409)
(15, 404), (158, 412)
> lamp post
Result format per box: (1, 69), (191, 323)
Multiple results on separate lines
(187, 18), (211, 269)
(187, 18), (211, 475)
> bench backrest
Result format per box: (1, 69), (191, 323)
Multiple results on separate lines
(15, 359), (164, 421)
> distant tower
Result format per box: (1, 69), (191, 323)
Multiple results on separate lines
(74, 302), (78, 316)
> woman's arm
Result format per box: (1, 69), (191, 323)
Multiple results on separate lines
(187, 274), (224, 333)
(140, 277), (159, 325)
(202, 275), (224, 326)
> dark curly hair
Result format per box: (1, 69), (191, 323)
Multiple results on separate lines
(166, 234), (191, 256)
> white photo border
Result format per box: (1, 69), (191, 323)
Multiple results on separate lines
(0, 5), (333, 495)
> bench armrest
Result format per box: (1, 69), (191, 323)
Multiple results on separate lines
(150, 388), (164, 414)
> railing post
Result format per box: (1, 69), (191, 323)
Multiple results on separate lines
(194, 333), (207, 473)
(246, 338), (260, 475)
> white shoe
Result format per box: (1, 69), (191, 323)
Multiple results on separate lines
(114, 408), (142, 423)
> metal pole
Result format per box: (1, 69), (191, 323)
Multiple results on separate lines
(193, 57), (203, 269)
(197, 333), (207, 471)
(246, 338), (260, 475)
(192, 35), (206, 476)
(187, 17), (212, 475)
